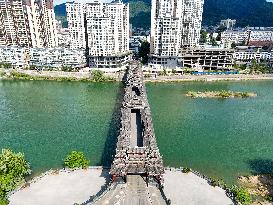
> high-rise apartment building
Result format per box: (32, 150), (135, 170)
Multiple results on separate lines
(66, 3), (86, 49)
(66, 1), (130, 70)
(150, 0), (204, 57)
(0, 0), (58, 47)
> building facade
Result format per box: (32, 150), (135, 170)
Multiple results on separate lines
(66, 1), (130, 71)
(233, 46), (272, 63)
(0, 46), (29, 68)
(0, 0), (58, 47)
(220, 19), (236, 30)
(249, 30), (273, 42)
(221, 30), (250, 46)
(150, 0), (204, 57)
(149, 0), (204, 70)
(0, 46), (86, 68)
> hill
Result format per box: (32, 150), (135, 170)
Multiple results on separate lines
(54, 0), (273, 29)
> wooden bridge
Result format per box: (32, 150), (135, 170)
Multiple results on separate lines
(110, 62), (164, 182)
(93, 62), (167, 205)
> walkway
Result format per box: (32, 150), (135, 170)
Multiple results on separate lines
(95, 175), (166, 205)
(9, 168), (109, 205)
(163, 170), (233, 205)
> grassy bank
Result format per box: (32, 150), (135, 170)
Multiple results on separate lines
(1, 70), (116, 83)
(186, 90), (257, 99)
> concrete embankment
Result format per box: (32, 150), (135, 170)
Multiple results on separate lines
(9, 167), (234, 205)
(145, 74), (273, 82)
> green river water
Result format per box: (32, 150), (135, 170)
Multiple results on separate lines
(1, 79), (273, 184)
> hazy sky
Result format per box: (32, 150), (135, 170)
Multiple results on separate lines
(54, 0), (273, 5)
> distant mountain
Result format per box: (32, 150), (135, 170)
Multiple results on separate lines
(54, 3), (66, 16)
(54, 0), (273, 29)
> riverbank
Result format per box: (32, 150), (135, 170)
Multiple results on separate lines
(2, 69), (273, 83)
(8, 167), (234, 205)
(239, 174), (273, 205)
(145, 74), (273, 82)
(0, 69), (122, 82)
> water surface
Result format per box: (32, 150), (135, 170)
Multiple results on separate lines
(147, 80), (273, 184)
(1, 79), (273, 184)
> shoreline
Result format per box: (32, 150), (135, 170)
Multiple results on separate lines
(2, 69), (273, 83)
(144, 74), (273, 82)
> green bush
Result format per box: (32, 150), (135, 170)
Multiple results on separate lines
(186, 91), (197, 98)
(231, 186), (252, 205)
(64, 151), (90, 169)
(91, 70), (115, 82)
(0, 197), (9, 205)
(182, 167), (192, 173)
(217, 90), (232, 98)
(0, 149), (31, 199)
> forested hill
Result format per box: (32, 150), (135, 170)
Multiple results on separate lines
(54, 0), (273, 29)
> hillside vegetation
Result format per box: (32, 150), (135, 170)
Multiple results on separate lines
(54, 0), (273, 29)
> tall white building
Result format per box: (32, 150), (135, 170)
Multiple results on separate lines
(66, 1), (130, 70)
(150, 0), (204, 57)
(66, 3), (86, 49)
(0, 0), (58, 47)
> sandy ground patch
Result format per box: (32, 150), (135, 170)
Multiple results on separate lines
(163, 170), (234, 205)
(9, 168), (110, 205)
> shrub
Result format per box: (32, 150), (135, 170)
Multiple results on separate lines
(0, 149), (31, 199)
(241, 92), (251, 98)
(182, 167), (192, 173)
(265, 195), (273, 202)
(91, 70), (106, 82)
(0, 198), (9, 205)
(210, 178), (225, 187)
(64, 151), (90, 169)
(217, 90), (232, 98)
(231, 186), (252, 205)
(186, 91), (197, 98)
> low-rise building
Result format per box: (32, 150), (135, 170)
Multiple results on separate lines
(220, 19), (236, 30)
(233, 46), (272, 63)
(29, 48), (86, 69)
(0, 46), (29, 68)
(249, 30), (273, 42)
(149, 47), (234, 71)
(221, 30), (250, 46)
(179, 47), (234, 71)
(129, 36), (150, 54)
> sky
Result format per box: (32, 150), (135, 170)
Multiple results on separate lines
(54, 0), (273, 5)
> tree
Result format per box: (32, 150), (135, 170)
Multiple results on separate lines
(210, 37), (218, 46)
(138, 41), (150, 64)
(0, 149), (31, 202)
(250, 59), (258, 74)
(64, 151), (90, 169)
(231, 42), (236, 49)
(200, 30), (208, 43)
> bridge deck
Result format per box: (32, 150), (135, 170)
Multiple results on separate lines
(94, 175), (166, 205)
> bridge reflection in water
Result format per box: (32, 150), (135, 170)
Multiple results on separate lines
(93, 62), (167, 205)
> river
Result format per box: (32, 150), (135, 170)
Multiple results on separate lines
(1, 79), (273, 184)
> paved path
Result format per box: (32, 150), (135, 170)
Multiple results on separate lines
(163, 170), (234, 205)
(94, 175), (166, 205)
(9, 169), (109, 205)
